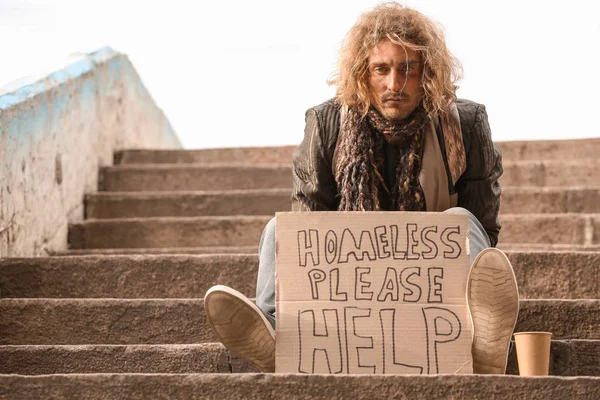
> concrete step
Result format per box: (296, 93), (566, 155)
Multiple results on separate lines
(1, 299), (598, 345)
(0, 254), (258, 299)
(67, 214), (600, 249)
(83, 186), (600, 220)
(501, 187), (600, 214)
(85, 187), (600, 219)
(2, 374), (600, 399)
(498, 244), (600, 252)
(498, 138), (600, 161)
(115, 146), (296, 165)
(99, 161), (600, 192)
(60, 244), (600, 255)
(100, 164), (292, 192)
(1, 252), (599, 300)
(501, 161), (599, 187)
(68, 216), (271, 249)
(500, 188), (600, 214)
(114, 138), (600, 164)
(0, 344), (231, 374)
(0, 340), (597, 376)
(56, 246), (258, 256)
(86, 189), (290, 218)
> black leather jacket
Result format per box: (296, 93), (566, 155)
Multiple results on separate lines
(291, 98), (503, 247)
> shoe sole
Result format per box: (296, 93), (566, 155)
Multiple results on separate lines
(467, 248), (520, 374)
(204, 285), (275, 372)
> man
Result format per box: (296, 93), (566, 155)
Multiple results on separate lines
(204, 2), (519, 374)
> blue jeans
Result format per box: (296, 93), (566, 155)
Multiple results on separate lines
(255, 207), (491, 328)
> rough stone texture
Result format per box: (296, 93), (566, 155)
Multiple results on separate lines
(499, 243), (600, 252)
(0, 255), (259, 298)
(232, 340), (600, 377)
(0, 344), (230, 375)
(498, 138), (600, 161)
(499, 214), (590, 245)
(115, 146), (296, 165)
(114, 138), (600, 165)
(86, 188), (600, 218)
(0, 299), (210, 345)
(61, 243), (600, 254)
(593, 216), (600, 244)
(1, 299), (597, 345)
(2, 340), (598, 376)
(100, 162), (596, 193)
(100, 164), (292, 192)
(515, 300), (600, 340)
(68, 216), (271, 249)
(1, 374), (599, 400)
(86, 189), (291, 218)
(501, 161), (598, 187)
(1, 252), (599, 300)
(0, 47), (181, 258)
(501, 188), (600, 214)
(68, 214), (594, 249)
(505, 251), (600, 300)
(58, 246), (258, 255)
(569, 340), (600, 376)
(230, 353), (260, 373)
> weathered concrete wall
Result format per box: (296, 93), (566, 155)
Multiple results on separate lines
(0, 47), (181, 257)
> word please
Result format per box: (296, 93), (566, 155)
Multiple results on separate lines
(297, 224), (462, 267)
(307, 266), (444, 303)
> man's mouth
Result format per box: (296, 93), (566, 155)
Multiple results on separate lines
(383, 96), (408, 103)
(384, 96), (406, 102)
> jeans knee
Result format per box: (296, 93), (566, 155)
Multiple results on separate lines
(259, 216), (277, 251)
(265, 216), (277, 235)
(444, 206), (469, 215)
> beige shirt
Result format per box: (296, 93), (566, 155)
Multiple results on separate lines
(419, 119), (458, 211)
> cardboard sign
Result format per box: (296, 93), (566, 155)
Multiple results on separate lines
(275, 211), (472, 374)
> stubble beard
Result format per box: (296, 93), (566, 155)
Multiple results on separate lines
(375, 93), (424, 122)
(379, 105), (413, 122)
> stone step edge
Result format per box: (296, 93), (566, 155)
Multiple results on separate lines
(86, 186), (600, 197)
(53, 246), (259, 255)
(1, 374), (599, 399)
(67, 213), (600, 249)
(57, 245), (600, 255)
(0, 343), (232, 374)
(1, 298), (598, 343)
(102, 160), (600, 169)
(71, 213), (600, 223)
(3, 251), (600, 300)
(0, 340), (597, 376)
(113, 139), (600, 161)
(90, 188), (292, 197)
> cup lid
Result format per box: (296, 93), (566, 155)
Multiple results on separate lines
(513, 331), (552, 336)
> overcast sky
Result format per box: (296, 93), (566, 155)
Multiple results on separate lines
(1, 0), (599, 148)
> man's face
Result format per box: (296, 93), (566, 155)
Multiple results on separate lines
(368, 40), (424, 121)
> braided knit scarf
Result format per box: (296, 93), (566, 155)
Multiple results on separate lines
(334, 105), (429, 211)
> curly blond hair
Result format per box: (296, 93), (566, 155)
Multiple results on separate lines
(330, 2), (463, 117)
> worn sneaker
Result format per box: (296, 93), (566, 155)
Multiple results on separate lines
(204, 285), (275, 372)
(467, 248), (520, 374)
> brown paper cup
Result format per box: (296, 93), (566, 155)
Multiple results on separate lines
(514, 332), (552, 376)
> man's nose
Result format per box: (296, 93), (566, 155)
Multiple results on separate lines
(387, 70), (406, 92)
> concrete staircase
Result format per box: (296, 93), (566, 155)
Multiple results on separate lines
(1, 138), (600, 398)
